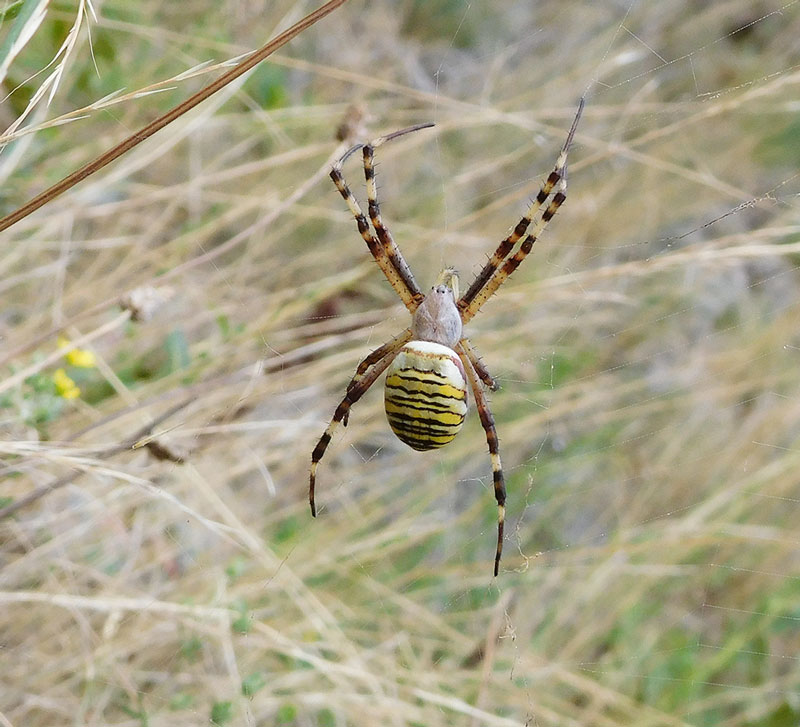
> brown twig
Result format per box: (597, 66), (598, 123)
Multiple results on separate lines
(0, 0), (351, 233)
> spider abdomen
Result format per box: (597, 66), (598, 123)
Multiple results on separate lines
(384, 341), (468, 451)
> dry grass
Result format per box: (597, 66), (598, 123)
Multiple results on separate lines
(2, 1), (800, 725)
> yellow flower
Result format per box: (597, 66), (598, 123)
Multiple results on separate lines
(53, 368), (81, 399)
(66, 348), (96, 368)
(58, 336), (97, 368)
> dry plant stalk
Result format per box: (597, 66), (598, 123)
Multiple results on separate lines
(0, 0), (352, 232)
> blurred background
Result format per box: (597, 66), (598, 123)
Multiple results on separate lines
(2, 1), (799, 725)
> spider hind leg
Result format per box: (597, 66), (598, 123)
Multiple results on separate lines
(309, 333), (409, 516)
(457, 341), (506, 576)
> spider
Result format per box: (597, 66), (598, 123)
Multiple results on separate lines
(310, 99), (584, 576)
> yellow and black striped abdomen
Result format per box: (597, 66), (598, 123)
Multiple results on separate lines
(384, 341), (468, 451)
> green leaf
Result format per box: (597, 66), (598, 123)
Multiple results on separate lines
(241, 671), (266, 697)
(0, 0), (47, 84)
(210, 700), (234, 725)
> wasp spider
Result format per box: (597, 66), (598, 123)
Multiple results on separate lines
(310, 99), (584, 576)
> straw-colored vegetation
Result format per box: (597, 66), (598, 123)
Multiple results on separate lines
(2, 1), (799, 725)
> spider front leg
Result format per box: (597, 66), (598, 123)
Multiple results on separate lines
(330, 160), (418, 312)
(330, 123), (433, 313)
(362, 135), (424, 307)
(459, 97), (584, 324)
(310, 337), (406, 516)
(458, 341), (506, 576)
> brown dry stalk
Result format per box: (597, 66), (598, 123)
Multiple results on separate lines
(0, 0), (351, 233)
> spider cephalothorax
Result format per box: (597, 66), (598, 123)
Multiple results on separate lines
(309, 99), (584, 575)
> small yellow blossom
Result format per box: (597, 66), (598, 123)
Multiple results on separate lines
(53, 368), (81, 399)
(58, 336), (97, 368)
(66, 348), (96, 368)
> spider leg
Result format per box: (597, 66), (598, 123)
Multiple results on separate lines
(458, 98), (584, 324)
(330, 123), (433, 313)
(343, 327), (412, 425)
(459, 337), (499, 391)
(347, 327), (413, 389)
(330, 162), (416, 311)
(309, 344), (402, 517)
(457, 342), (506, 576)
(363, 133), (428, 310)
